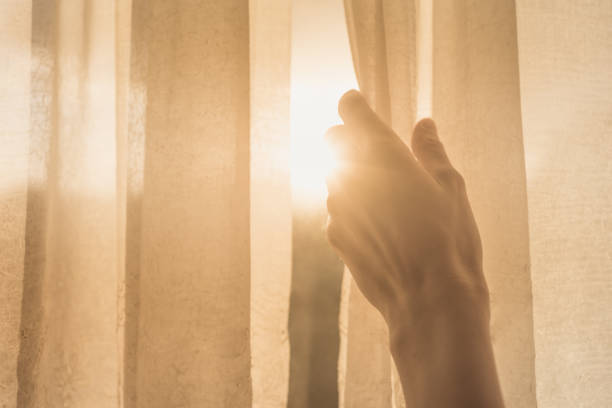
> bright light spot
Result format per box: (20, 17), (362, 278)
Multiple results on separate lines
(290, 126), (336, 203)
(416, 0), (433, 119)
(290, 0), (357, 207)
(290, 82), (348, 205)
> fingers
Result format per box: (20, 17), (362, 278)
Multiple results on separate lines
(411, 118), (465, 191)
(338, 90), (391, 138)
(338, 90), (413, 166)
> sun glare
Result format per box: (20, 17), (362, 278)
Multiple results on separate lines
(290, 125), (336, 204)
(290, 0), (357, 207)
(290, 83), (349, 205)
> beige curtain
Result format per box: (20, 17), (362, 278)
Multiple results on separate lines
(516, 2), (612, 407)
(341, 0), (612, 407)
(2, 0), (611, 407)
(1, 0), (291, 407)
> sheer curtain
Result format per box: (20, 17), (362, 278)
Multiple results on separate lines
(1, 0), (610, 408)
(340, 0), (611, 407)
(516, 2), (612, 406)
(2, 0), (291, 407)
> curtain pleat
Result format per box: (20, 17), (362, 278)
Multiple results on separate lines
(115, 0), (136, 405)
(130, 1), (252, 406)
(249, 1), (292, 407)
(0, 1), (32, 406)
(432, 1), (537, 406)
(15, 1), (120, 406)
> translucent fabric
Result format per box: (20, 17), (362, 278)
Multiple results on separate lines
(516, 2), (612, 406)
(1, 0), (291, 407)
(2, 0), (611, 407)
(341, 0), (611, 407)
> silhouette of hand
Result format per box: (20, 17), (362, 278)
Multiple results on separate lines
(325, 90), (488, 327)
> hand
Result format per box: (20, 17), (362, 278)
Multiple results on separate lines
(325, 90), (504, 407)
(325, 90), (488, 327)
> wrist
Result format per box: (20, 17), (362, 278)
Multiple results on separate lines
(388, 290), (491, 359)
(386, 261), (491, 346)
(386, 269), (503, 408)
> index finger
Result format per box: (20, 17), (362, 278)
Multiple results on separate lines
(338, 89), (416, 166)
(338, 90), (392, 139)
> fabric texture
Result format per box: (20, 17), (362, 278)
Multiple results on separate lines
(516, 1), (612, 406)
(249, 1), (292, 407)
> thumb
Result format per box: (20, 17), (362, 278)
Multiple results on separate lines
(411, 118), (457, 186)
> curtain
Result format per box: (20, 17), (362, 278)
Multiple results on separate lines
(341, 0), (612, 407)
(2, 0), (611, 408)
(516, 2), (612, 407)
(2, 0), (291, 407)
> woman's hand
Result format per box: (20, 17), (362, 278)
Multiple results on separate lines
(325, 90), (504, 407)
(325, 90), (487, 326)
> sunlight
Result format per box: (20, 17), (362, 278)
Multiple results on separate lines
(289, 0), (432, 206)
(290, 83), (349, 205)
(290, 126), (335, 204)
(290, 0), (357, 206)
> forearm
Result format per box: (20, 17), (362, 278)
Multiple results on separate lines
(388, 281), (505, 408)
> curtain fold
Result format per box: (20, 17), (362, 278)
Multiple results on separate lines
(249, 0), (292, 407)
(432, 1), (537, 406)
(128, 1), (252, 406)
(17, 1), (120, 405)
(1, 1), (32, 406)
